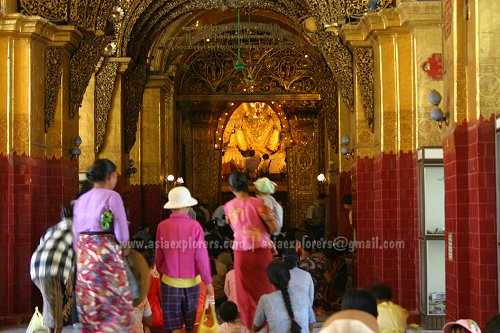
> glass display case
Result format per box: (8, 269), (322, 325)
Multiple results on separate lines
(418, 148), (446, 329)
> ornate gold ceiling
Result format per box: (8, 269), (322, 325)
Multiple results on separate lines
(20, 0), (386, 153)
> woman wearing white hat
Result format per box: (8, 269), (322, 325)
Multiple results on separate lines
(156, 186), (213, 333)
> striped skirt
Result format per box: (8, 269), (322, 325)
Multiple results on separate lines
(76, 233), (134, 332)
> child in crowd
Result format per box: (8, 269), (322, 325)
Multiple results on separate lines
(132, 297), (153, 333)
(370, 284), (408, 333)
(142, 251), (163, 332)
(253, 261), (315, 333)
(224, 263), (237, 306)
(443, 319), (481, 333)
(219, 301), (248, 333)
(254, 177), (283, 235)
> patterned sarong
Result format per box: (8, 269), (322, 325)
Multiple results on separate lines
(76, 233), (134, 332)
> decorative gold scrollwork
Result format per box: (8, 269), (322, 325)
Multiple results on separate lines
(315, 62), (339, 152)
(178, 46), (318, 95)
(69, 32), (111, 119)
(95, 61), (119, 153)
(19, 0), (69, 23)
(314, 31), (354, 112)
(125, 63), (149, 153)
(353, 47), (375, 131)
(44, 47), (64, 132)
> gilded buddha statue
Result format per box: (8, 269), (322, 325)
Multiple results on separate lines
(222, 102), (287, 179)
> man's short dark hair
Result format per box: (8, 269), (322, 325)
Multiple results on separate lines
(370, 283), (392, 301)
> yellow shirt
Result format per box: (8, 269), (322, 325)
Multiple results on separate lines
(377, 301), (408, 333)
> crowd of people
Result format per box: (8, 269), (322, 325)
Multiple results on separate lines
(29, 159), (500, 333)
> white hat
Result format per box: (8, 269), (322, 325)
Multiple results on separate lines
(164, 186), (198, 209)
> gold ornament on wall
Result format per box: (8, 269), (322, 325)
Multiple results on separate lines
(315, 31), (354, 112)
(19, 0), (69, 22)
(353, 47), (375, 131)
(69, 32), (111, 119)
(95, 61), (119, 153)
(44, 47), (64, 133)
(125, 63), (149, 153)
(178, 47), (318, 96)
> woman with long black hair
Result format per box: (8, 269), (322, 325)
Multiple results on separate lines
(253, 261), (316, 333)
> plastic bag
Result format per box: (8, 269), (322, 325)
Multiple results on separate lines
(26, 307), (48, 333)
(197, 297), (219, 333)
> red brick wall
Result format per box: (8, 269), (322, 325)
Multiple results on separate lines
(352, 157), (375, 288)
(444, 116), (498, 327)
(396, 153), (419, 311)
(352, 153), (419, 316)
(337, 171), (352, 240)
(0, 154), (78, 319)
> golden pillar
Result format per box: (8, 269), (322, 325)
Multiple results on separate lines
(342, 2), (442, 153)
(45, 27), (82, 160)
(98, 58), (132, 173)
(79, 71), (97, 171)
(165, 84), (175, 179)
(0, 14), (81, 156)
(465, 0), (500, 120)
(442, 0), (467, 123)
(0, 0), (16, 13)
(140, 75), (170, 185)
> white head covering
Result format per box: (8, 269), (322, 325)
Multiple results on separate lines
(164, 186), (198, 209)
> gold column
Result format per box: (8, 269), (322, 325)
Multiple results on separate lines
(140, 75), (170, 185)
(98, 58), (133, 174)
(0, 0), (16, 13)
(350, 42), (375, 160)
(165, 85), (175, 178)
(79, 72), (96, 171)
(46, 27), (82, 159)
(468, 0), (500, 120)
(374, 32), (398, 154)
(342, 2), (442, 153)
(442, 0), (467, 123)
(0, 14), (62, 156)
(413, 23), (443, 148)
